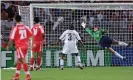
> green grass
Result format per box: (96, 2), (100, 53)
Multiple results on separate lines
(1, 67), (133, 80)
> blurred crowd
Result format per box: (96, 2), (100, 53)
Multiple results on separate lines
(1, 1), (133, 48)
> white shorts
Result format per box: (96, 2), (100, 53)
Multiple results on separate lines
(61, 45), (79, 54)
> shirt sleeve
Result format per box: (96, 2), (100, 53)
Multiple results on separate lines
(85, 27), (93, 36)
(100, 29), (105, 32)
(9, 27), (17, 40)
(59, 31), (67, 40)
(100, 28), (106, 35)
(39, 25), (44, 34)
(75, 31), (81, 40)
(26, 26), (32, 38)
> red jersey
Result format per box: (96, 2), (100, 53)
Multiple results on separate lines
(31, 24), (44, 42)
(9, 23), (32, 48)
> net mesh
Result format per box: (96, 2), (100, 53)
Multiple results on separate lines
(19, 3), (133, 67)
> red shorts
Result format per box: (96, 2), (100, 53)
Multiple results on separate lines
(16, 47), (28, 59)
(32, 41), (43, 53)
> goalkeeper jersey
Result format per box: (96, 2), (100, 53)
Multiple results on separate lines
(85, 27), (105, 42)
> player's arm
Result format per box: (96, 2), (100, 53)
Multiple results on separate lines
(56, 31), (66, 46)
(6, 39), (13, 51)
(75, 31), (86, 52)
(81, 22), (93, 36)
(56, 39), (61, 46)
(30, 28), (36, 48)
(78, 40), (86, 51)
(100, 29), (108, 35)
(6, 27), (16, 51)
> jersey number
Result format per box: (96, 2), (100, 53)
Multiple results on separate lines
(19, 30), (27, 39)
(33, 28), (37, 35)
(68, 33), (72, 41)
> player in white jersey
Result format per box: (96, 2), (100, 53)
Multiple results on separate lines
(56, 24), (85, 70)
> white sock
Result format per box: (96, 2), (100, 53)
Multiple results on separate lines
(77, 56), (81, 63)
(114, 51), (123, 59)
(118, 41), (128, 46)
(16, 70), (20, 74)
(25, 71), (30, 75)
(60, 59), (64, 66)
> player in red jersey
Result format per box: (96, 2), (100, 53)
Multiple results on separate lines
(6, 15), (32, 80)
(30, 17), (44, 71)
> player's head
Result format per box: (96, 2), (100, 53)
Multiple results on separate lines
(34, 17), (39, 23)
(69, 24), (74, 30)
(15, 15), (21, 22)
(93, 27), (99, 32)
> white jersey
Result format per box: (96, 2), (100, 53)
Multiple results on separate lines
(60, 30), (81, 44)
(59, 30), (81, 54)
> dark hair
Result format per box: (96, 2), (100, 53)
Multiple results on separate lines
(15, 15), (21, 22)
(34, 17), (39, 23)
(69, 24), (74, 30)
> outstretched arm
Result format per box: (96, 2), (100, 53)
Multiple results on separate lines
(101, 29), (108, 35)
(6, 39), (13, 51)
(81, 22), (93, 36)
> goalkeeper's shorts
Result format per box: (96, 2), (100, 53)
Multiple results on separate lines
(99, 36), (113, 49)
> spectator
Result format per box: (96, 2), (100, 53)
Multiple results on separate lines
(1, 9), (8, 20)
(128, 22), (133, 42)
(89, 11), (95, 27)
(129, 10), (133, 18)
(3, 2), (10, 9)
(7, 4), (17, 21)
(129, 10), (133, 21)
(1, 3), (6, 11)
(97, 11), (104, 25)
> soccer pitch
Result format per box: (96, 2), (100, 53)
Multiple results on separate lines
(1, 67), (133, 80)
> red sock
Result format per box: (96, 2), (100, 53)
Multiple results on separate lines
(37, 57), (41, 67)
(15, 62), (21, 77)
(30, 58), (34, 68)
(23, 63), (30, 76)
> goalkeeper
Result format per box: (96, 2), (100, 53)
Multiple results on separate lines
(81, 22), (131, 60)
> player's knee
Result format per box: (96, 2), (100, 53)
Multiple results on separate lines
(19, 58), (26, 63)
(37, 52), (42, 58)
(59, 53), (65, 59)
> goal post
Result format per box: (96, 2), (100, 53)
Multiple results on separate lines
(19, 3), (133, 68)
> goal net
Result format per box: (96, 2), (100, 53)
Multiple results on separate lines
(19, 3), (133, 68)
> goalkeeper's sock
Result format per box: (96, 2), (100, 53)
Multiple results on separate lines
(114, 51), (123, 59)
(30, 58), (34, 68)
(37, 57), (41, 67)
(118, 41), (128, 46)
(60, 59), (64, 66)
(15, 62), (21, 77)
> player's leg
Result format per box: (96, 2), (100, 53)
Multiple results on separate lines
(99, 36), (126, 60)
(12, 59), (22, 80)
(36, 43), (43, 71)
(30, 52), (36, 71)
(112, 39), (130, 47)
(60, 46), (68, 70)
(36, 52), (42, 71)
(108, 47), (126, 60)
(20, 48), (31, 80)
(74, 53), (83, 69)
(60, 53), (65, 70)
(11, 49), (22, 80)
(20, 58), (31, 80)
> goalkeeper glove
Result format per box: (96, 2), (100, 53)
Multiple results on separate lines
(81, 22), (86, 28)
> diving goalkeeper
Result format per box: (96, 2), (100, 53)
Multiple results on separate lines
(81, 22), (131, 60)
